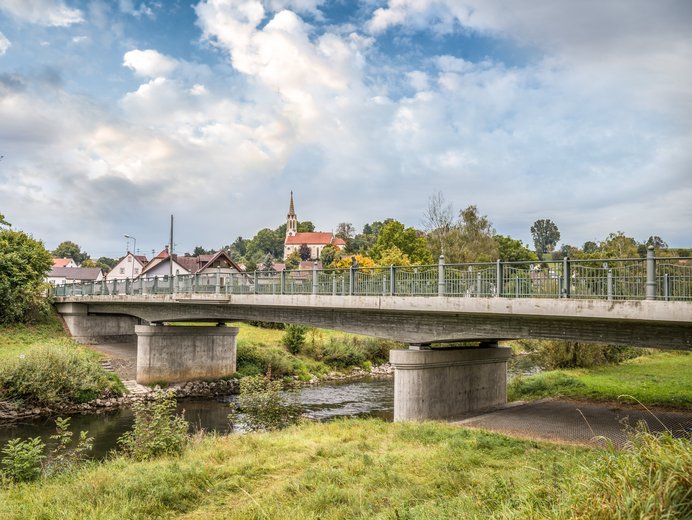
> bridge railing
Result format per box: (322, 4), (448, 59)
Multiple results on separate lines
(50, 250), (692, 302)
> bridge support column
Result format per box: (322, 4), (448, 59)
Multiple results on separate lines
(390, 346), (512, 421)
(135, 325), (238, 385)
(55, 303), (140, 344)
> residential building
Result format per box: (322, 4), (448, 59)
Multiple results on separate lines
(47, 267), (104, 285)
(52, 258), (78, 268)
(107, 252), (149, 280)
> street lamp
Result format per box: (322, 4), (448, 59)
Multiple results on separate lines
(124, 235), (137, 279)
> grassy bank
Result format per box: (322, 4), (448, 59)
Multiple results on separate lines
(0, 313), (124, 407)
(1, 419), (689, 519)
(509, 351), (692, 409)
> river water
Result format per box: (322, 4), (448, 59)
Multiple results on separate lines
(0, 356), (538, 459)
(0, 378), (395, 460)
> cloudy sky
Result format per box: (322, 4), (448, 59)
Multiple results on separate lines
(1, 0), (690, 259)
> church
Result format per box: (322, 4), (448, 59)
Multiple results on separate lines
(283, 192), (346, 260)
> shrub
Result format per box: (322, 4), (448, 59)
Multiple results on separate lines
(44, 417), (94, 476)
(0, 437), (45, 484)
(236, 343), (297, 379)
(228, 375), (302, 432)
(515, 339), (642, 370)
(117, 390), (189, 461)
(574, 426), (691, 519)
(0, 343), (124, 407)
(282, 324), (307, 354)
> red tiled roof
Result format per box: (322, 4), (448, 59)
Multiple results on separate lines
(285, 232), (335, 245)
(53, 258), (73, 267)
(134, 255), (148, 265)
(331, 237), (346, 246)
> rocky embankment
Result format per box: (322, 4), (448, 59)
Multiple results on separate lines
(0, 364), (393, 422)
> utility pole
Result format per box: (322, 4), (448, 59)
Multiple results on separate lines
(169, 215), (174, 279)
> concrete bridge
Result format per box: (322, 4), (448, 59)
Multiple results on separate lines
(53, 251), (692, 421)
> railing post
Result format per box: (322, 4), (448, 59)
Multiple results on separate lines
(349, 266), (354, 296)
(253, 271), (258, 294)
(280, 270), (286, 295)
(476, 272), (482, 296)
(169, 275), (174, 294)
(437, 255), (445, 297)
(664, 273), (670, 302)
(646, 246), (656, 300)
(332, 273), (337, 295)
(496, 259), (503, 297)
(153, 277), (158, 294)
(312, 262), (318, 295)
(112, 279), (117, 295)
(390, 265), (395, 296)
(561, 257), (570, 298)
(607, 269), (613, 301)
(124, 278), (130, 295)
(383, 273), (387, 296)
(216, 268), (221, 294)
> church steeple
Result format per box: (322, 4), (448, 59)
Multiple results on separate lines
(286, 191), (297, 237)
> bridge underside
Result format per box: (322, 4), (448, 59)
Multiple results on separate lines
(55, 296), (692, 350)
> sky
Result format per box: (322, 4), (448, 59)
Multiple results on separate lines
(0, 0), (690, 260)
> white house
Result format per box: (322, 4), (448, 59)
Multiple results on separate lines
(52, 258), (78, 268)
(139, 248), (243, 278)
(47, 267), (104, 285)
(107, 252), (149, 280)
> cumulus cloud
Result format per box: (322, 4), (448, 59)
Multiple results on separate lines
(0, 33), (10, 55)
(0, 0), (83, 27)
(123, 49), (179, 77)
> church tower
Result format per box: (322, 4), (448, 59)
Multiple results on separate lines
(286, 191), (297, 237)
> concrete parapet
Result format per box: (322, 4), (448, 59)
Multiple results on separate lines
(55, 302), (140, 344)
(135, 325), (238, 385)
(390, 347), (512, 421)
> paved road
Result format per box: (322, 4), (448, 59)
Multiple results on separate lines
(457, 398), (692, 447)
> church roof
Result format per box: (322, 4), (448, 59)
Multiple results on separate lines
(285, 232), (338, 245)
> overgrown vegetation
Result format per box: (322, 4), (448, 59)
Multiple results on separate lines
(0, 417), (93, 485)
(228, 375), (303, 432)
(509, 351), (692, 408)
(511, 338), (642, 370)
(0, 418), (688, 518)
(117, 390), (190, 461)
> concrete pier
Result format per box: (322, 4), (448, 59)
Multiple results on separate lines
(55, 302), (140, 344)
(135, 325), (238, 385)
(390, 347), (512, 421)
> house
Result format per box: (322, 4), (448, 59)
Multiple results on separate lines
(53, 258), (78, 268)
(47, 267), (104, 285)
(283, 192), (346, 260)
(107, 252), (149, 280)
(139, 247), (244, 278)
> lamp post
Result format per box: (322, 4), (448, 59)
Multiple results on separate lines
(124, 234), (137, 279)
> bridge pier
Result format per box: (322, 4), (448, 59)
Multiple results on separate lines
(55, 303), (140, 344)
(390, 346), (512, 421)
(135, 325), (238, 385)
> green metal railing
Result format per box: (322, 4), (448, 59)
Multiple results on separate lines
(51, 250), (692, 302)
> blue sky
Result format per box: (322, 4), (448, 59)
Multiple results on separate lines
(1, 0), (690, 259)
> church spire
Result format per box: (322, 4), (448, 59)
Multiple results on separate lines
(286, 191), (297, 237)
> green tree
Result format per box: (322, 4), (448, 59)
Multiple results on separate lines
(494, 235), (538, 262)
(0, 213), (10, 227)
(96, 257), (117, 269)
(0, 228), (53, 323)
(599, 232), (638, 258)
(229, 236), (247, 258)
(646, 236), (668, 249)
(52, 241), (89, 265)
(298, 244), (311, 261)
(285, 251), (301, 270)
(320, 244), (340, 267)
(261, 254), (275, 272)
(583, 241), (598, 254)
(530, 219), (561, 259)
(335, 222), (355, 241)
(192, 246), (214, 256)
(228, 375), (302, 432)
(347, 220), (390, 254)
(375, 246), (412, 266)
(454, 205), (499, 262)
(245, 228), (283, 259)
(369, 220), (433, 265)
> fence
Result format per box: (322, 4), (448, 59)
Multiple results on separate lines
(52, 250), (692, 302)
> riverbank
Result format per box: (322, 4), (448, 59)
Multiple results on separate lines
(2, 418), (689, 519)
(508, 351), (692, 409)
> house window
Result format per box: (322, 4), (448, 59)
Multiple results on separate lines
(119, 267), (125, 274)
(134, 268), (139, 274)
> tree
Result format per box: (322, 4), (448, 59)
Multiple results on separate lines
(192, 246), (214, 256)
(423, 192), (454, 259)
(0, 228), (53, 323)
(261, 254), (275, 272)
(369, 220), (433, 265)
(494, 235), (538, 262)
(455, 205), (499, 262)
(335, 222), (355, 241)
(583, 241), (598, 254)
(97, 257), (118, 269)
(52, 241), (89, 265)
(530, 219), (560, 258)
(332, 255), (376, 269)
(284, 251), (301, 270)
(600, 232), (638, 258)
(375, 246), (411, 266)
(0, 213), (10, 227)
(229, 236), (247, 258)
(320, 244), (340, 267)
(298, 244), (311, 261)
(347, 220), (390, 254)
(646, 236), (668, 249)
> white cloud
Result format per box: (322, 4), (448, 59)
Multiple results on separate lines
(0, 32), (10, 55)
(118, 0), (156, 19)
(0, 0), (83, 27)
(123, 49), (179, 77)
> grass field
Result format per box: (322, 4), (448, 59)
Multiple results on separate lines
(509, 351), (692, 409)
(0, 313), (72, 361)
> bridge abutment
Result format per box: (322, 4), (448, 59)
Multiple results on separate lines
(390, 347), (512, 421)
(55, 303), (140, 344)
(135, 325), (238, 385)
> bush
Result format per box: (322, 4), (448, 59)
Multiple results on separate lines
(0, 343), (124, 407)
(508, 371), (586, 401)
(44, 417), (94, 476)
(117, 390), (189, 461)
(236, 343), (298, 379)
(228, 375), (302, 432)
(0, 437), (45, 484)
(574, 426), (691, 519)
(515, 339), (642, 370)
(282, 324), (307, 354)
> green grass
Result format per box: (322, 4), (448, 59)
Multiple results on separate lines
(0, 313), (69, 361)
(509, 351), (692, 408)
(0, 419), (603, 519)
